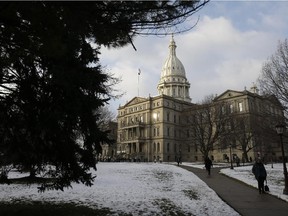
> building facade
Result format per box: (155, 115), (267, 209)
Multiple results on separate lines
(116, 37), (284, 163)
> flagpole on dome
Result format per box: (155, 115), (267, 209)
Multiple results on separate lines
(138, 68), (141, 97)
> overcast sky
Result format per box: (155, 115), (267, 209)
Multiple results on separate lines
(100, 1), (288, 114)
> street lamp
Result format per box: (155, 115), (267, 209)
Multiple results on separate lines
(275, 124), (288, 195)
(229, 144), (234, 169)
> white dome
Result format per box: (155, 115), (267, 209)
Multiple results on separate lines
(157, 35), (191, 102)
(161, 36), (186, 78)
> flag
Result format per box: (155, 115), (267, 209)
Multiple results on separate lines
(138, 69), (141, 75)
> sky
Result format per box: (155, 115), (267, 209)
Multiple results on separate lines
(1, 162), (287, 215)
(100, 1), (288, 114)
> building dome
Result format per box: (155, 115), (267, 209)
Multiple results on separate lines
(161, 36), (186, 78)
(157, 35), (191, 102)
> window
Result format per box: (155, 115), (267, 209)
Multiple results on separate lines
(153, 128), (156, 136)
(239, 102), (243, 112)
(230, 104), (233, 113)
(157, 143), (160, 152)
(167, 112), (170, 121)
(174, 115), (176, 123)
(167, 143), (170, 152)
(221, 106), (225, 114)
(167, 127), (170, 137)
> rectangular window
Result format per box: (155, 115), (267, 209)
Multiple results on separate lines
(239, 102), (243, 112)
(230, 104), (233, 113)
(167, 127), (170, 137)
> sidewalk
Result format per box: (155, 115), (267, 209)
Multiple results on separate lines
(180, 165), (288, 216)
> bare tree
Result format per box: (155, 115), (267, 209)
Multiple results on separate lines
(187, 95), (231, 159)
(228, 115), (260, 162)
(228, 95), (283, 162)
(258, 39), (288, 118)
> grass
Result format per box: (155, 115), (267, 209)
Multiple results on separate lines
(182, 189), (199, 200)
(0, 201), (131, 216)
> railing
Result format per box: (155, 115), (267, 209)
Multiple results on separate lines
(120, 121), (146, 129)
(119, 136), (147, 142)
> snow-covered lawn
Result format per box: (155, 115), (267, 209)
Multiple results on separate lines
(2, 162), (286, 215)
(0, 162), (239, 216)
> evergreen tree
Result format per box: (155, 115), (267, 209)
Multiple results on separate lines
(0, 1), (209, 191)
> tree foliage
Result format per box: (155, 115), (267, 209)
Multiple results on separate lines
(0, 1), (209, 191)
(258, 39), (288, 118)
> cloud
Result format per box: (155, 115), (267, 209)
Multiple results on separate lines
(101, 2), (288, 112)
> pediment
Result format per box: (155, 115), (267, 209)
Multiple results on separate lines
(123, 97), (147, 107)
(215, 90), (245, 101)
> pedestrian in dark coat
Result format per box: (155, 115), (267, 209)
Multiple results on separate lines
(205, 157), (213, 176)
(252, 158), (267, 194)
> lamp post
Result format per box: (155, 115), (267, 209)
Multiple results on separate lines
(275, 124), (288, 195)
(229, 144), (234, 169)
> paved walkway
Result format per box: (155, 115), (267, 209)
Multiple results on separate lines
(180, 165), (288, 216)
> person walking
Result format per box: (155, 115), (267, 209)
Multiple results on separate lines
(252, 158), (267, 194)
(205, 157), (213, 176)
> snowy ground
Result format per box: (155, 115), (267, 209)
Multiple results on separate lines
(0, 162), (239, 216)
(1, 162), (287, 215)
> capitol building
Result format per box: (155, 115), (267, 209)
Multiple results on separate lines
(113, 36), (284, 163)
